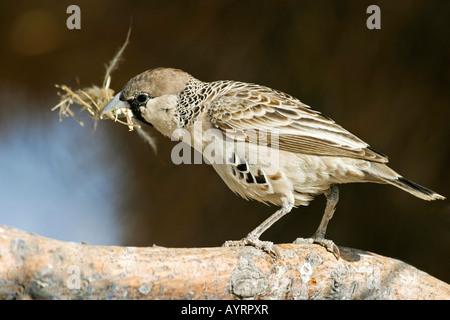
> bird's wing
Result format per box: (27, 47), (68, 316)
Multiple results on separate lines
(207, 82), (388, 163)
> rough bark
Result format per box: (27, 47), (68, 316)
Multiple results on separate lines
(0, 224), (448, 300)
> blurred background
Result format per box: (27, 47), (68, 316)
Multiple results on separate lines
(0, 0), (448, 283)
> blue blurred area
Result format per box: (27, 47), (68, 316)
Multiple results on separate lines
(0, 91), (124, 245)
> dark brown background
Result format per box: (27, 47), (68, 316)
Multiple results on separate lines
(0, 0), (448, 283)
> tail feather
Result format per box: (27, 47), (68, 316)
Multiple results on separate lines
(389, 177), (445, 201)
(365, 163), (445, 201)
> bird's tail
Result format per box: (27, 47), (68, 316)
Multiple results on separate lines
(365, 163), (445, 201)
(388, 176), (445, 201)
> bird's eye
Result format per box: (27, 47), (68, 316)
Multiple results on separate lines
(136, 93), (149, 104)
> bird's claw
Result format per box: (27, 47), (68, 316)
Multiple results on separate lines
(294, 237), (340, 259)
(223, 235), (279, 257)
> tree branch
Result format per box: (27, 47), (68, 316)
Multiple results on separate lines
(0, 224), (448, 300)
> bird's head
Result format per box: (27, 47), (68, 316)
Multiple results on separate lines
(102, 67), (192, 137)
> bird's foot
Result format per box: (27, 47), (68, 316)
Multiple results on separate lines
(294, 237), (340, 259)
(223, 235), (279, 257)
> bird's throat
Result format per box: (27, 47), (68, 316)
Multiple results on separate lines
(130, 103), (153, 127)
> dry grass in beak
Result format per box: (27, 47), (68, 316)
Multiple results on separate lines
(53, 30), (136, 130)
(52, 30), (158, 153)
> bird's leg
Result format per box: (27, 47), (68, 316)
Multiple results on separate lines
(294, 185), (340, 259)
(223, 197), (294, 256)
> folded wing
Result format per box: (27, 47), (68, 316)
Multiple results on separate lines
(207, 82), (388, 163)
